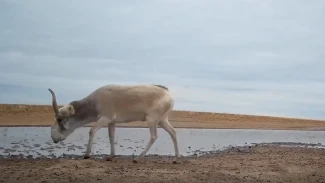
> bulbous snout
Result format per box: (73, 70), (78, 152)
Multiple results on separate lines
(51, 136), (66, 144)
(51, 136), (61, 143)
(51, 124), (65, 144)
(53, 139), (59, 143)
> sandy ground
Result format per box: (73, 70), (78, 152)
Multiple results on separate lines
(0, 104), (325, 130)
(0, 145), (325, 183)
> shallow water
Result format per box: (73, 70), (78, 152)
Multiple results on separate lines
(0, 127), (325, 158)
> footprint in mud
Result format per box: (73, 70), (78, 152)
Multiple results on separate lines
(40, 146), (54, 151)
(33, 144), (41, 148)
(22, 144), (32, 148)
(26, 155), (34, 159)
(75, 146), (83, 149)
(23, 150), (30, 153)
(12, 145), (20, 149)
(4, 149), (16, 153)
(124, 139), (132, 142)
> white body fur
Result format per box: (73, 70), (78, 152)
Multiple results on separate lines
(48, 84), (180, 163)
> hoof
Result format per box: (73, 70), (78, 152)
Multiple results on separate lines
(172, 160), (178, 164)
(132, 159), (138, 163)
(106, 156), (116, 161)
(84, 155), (90, 159)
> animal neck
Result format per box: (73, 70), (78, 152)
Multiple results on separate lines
(69, 99), (99, 127)
(68, 117), (94, 131)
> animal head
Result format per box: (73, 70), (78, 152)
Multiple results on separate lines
(48, 88), (76, 143)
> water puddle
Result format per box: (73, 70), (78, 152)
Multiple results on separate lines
(0, 127), (325, 159)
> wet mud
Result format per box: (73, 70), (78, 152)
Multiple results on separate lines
(1, 144), (325, 183)
(1, 127), (325, 159)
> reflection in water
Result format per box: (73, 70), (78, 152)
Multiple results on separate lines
(0, 127), (8, 137)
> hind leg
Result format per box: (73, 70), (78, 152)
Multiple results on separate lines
(159, 117), (180, 164)
(106, 123), (116, 161)
(133, 115), (158, 163)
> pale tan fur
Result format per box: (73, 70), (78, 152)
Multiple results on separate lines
(49, 84), (180, 163)
(58, 105), (75, 116)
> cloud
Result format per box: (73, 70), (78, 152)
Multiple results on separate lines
(0, 0), (325, 119)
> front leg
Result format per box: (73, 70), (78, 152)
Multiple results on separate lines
(84, 117), (112, 159)
(106, 123), (116, 161)
(133, 117), (158, 163)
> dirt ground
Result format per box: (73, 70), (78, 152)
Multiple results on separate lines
(0, 145), (324, 183)
(0, 104), (325, 130)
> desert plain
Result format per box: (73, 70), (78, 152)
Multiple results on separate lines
(1, 104), (325, 183)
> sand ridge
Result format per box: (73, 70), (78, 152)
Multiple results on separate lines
(0, 104), (324, 130)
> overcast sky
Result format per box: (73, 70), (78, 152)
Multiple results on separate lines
(0, 0), (324, 119)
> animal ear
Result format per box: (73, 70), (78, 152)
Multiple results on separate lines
(68, 105), (75, 115)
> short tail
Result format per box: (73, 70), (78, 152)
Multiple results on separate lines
(152, 84), (168, 91)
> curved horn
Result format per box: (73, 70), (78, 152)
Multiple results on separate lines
(48, 88), (59, 115)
